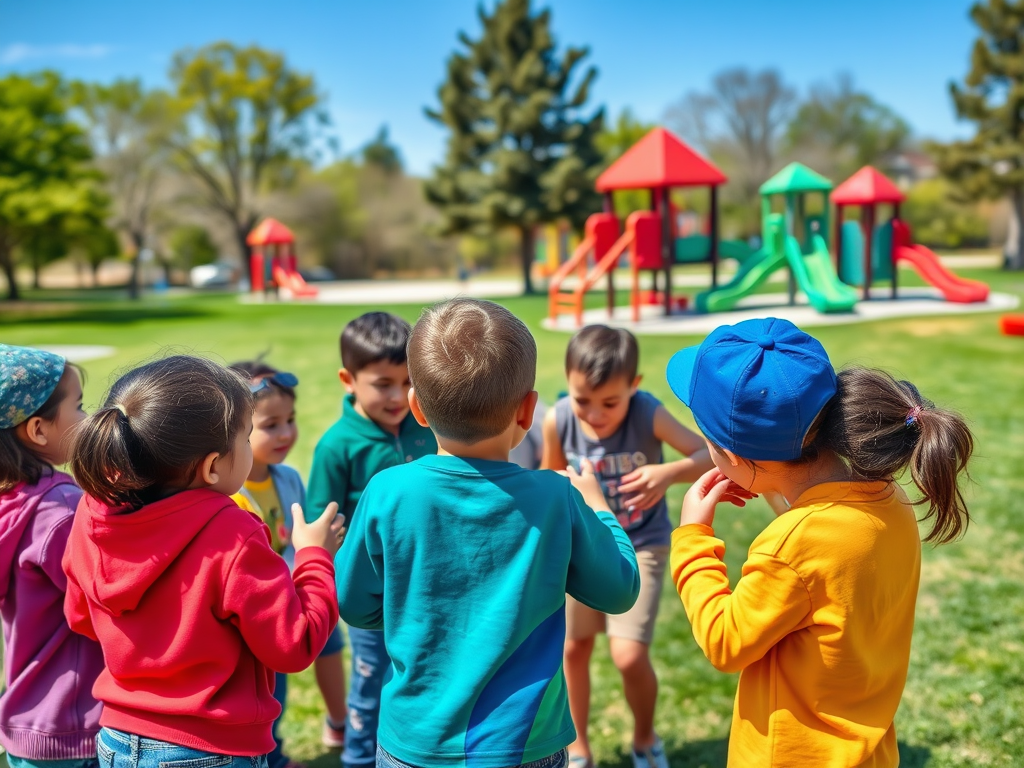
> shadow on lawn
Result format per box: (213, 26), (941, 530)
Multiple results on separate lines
(0, 304), (214, 326)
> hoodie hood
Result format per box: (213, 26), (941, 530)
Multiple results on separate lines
(0, 471), (74, 605)
(70, 489), (237, 616)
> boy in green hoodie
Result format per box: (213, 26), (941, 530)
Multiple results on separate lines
(307, 312), (437, 768)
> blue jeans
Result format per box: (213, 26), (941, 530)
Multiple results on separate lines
(268, 623), (345, 768)
(344, 628), (391, 768)
(96, 728), (268, 768)
(7, 759), (97, 768)
(376, 746), (568, 768)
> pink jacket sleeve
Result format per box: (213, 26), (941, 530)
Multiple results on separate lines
(222, 530), (339, 674)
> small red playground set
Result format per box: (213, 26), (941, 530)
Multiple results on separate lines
(547, 128), (991, 327)
(246, 217), (317, 299)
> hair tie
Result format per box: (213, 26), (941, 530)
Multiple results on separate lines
(114, 404), (129, 420)
(905, 405), (922, 427)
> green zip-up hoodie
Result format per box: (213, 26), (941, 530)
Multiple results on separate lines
(306, 395), (437, 524)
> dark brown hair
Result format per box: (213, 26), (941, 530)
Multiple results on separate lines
(565, 325), (639, 388)
(229, 360), (297, 401)
(70, 356), (253, 509)
(341, 312), (411, 373)
(408, 298), (536, 444)
(802, 368), (973, 544)
(0, 364), (81, 493)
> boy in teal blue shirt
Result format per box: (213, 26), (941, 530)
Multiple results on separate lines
(335, 299), (641, 768)
(307, 312), (437, 767)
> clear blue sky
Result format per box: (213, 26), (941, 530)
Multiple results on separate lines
(2, 0), (979, 176)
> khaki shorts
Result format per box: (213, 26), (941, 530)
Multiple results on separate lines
(566, 545), (669, 646)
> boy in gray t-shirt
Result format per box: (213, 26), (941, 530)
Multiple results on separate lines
(542, 325), (713, 768)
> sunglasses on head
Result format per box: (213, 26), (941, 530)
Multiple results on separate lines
(249, 371), (299, 394)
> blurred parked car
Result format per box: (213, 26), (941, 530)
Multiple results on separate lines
(190, 261), (240, 288)
(298, 265), (337, 283)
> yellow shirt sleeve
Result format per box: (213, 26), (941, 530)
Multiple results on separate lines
(670, 523), (813, 673)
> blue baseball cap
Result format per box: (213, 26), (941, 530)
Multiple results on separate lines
(666, 318), (837, 461)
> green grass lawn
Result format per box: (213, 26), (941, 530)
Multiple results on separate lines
(2, 265), (1023, 767)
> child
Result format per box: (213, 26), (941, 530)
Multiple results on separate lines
(541, 324), (712, 768)
(0, 345), (104, 768)
(667, 317), (973, 767)
(335, 298), (642, 768)
(228, 361), (349, 762)
(62, 355), (342, 767)
(306, 312), (437, 768)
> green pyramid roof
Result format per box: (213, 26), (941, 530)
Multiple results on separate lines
(760, 162), (833, 196)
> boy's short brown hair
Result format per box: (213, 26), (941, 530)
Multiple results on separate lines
(408, 299), (536, 444)
(565, 325), (639, 388)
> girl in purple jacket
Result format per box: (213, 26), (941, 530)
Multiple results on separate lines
(0, 345), (104, 768)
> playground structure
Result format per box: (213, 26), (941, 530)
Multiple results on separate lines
(547, 127), (992, 326)
(534, 223), (580, 278)
(246, 218), (317, 299)
(832, 166), (989, 303)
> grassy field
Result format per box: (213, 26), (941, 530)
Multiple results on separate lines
(2, 261), (1023, 767)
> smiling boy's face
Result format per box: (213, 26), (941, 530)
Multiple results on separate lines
(567, 370), (640, 440)
(341, 359), (412, 433)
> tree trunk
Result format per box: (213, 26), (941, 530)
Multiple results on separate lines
(128, 230), (147, 299)
(32, 253), (42, 290)
(92, 260), (102, 287)
(236, 226), (252, 289)
(519, 225), (535, 295)
(1005, 189), (1024, 271)
(0, 242), (19, 300)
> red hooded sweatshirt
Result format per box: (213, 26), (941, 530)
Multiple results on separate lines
(62, 488), (338, 756)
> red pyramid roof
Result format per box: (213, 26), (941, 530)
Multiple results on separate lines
(596, 127), (727, 192)
(831, 166), (906, 205)
(246, 218), (295, 246)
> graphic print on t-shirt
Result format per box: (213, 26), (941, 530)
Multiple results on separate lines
(566, 449), (649, 529)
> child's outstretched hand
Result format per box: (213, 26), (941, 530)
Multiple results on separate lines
(291, 502), (342, 557)
(619, 463), (675, 513)
(566, 459), (611, 513)
(680, 469), (757, 528)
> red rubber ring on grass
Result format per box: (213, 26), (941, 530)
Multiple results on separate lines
(1000, 315), (1024, 336)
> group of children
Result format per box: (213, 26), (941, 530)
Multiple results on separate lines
(0, 298), (974, 768)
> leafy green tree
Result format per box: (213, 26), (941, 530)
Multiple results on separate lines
(425, 0), (605, 294)
(596, 108), (653, 164)
(0, 72), (108, 299)
(168, 224), (218, 270)
(362, 125), (403, 174)
(167, 42), (329, 272)
(903, 178), (990, 249)
(73, 78), (175, 298)
(934, 0), (1024, 268)
(784, 74), (910, 181)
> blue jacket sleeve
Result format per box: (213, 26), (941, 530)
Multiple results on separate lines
(334, 488), (384, 630)
(565, 486), (641, 614)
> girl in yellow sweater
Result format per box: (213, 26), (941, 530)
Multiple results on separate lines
(665, 317), (972, 768)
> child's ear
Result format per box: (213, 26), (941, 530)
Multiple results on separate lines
(630, 375), (642, 394)
(517, 390), (539, 431)
(408, 388), (430, 428)
(721, 447), (742, 468)
(193, 452), (221, 487)
(339, 368), (356, 393)
(18, 416), (49, 449)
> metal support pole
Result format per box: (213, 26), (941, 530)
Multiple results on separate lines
(709, 185), (720, 289)
(661, 187), (673, 315)
(785, 194), (796, 306)
(834, 203), (844, 278)
(863, 205), (875, 302)
(892, 203), (901, 299)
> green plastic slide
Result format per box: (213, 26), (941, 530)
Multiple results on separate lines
(784, 235), (858, 313)
(695, 246), (786, 313)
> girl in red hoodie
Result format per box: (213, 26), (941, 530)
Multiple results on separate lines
(62, 355), (341, 768)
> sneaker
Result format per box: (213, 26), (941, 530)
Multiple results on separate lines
(567, 754), (595, 768)
(631, 737), (669, 768)
(322, 717), (346, 749)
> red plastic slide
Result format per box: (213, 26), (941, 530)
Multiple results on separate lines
(893, 245), (989, 303)
(272, 265), (318, 298)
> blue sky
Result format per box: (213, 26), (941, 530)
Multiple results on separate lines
(2, 0), (979, 175)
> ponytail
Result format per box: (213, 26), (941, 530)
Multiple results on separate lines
(809, 368), (973, 544)
(70, 356), (253, 510)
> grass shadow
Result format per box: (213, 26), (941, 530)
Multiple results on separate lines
(0, 304), (215, 326)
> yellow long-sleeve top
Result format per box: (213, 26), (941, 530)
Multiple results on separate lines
(671, 481), (922, 768)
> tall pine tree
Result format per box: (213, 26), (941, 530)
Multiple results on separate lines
(425, 0), (604, 294)
(935, 0), (1024, 269)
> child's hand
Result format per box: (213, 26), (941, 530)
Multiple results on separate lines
(567, 459), (611, 512)
(680, 469), (757, 528)
(291, 502), (342, 557)
(330, 513), (348, 547)
(618, 463), (675, 512)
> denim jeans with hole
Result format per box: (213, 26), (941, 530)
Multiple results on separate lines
(344, 627), (391, 767)
(376, 746), (568, 768)
(96, 728), (269, 768)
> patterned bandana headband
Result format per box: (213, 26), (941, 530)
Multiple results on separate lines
(905, 405), (923, 427)
(0, 344), (67, 429)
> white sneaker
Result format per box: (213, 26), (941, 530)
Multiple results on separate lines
(631, 737), (669, 768)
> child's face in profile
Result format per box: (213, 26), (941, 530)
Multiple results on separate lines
(249, 391), (297, 469)
(343, 360), (412, 432)
(567, 371), (640, 440)
(28, 367), (87, 466)
(210, 412), (255, 496)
